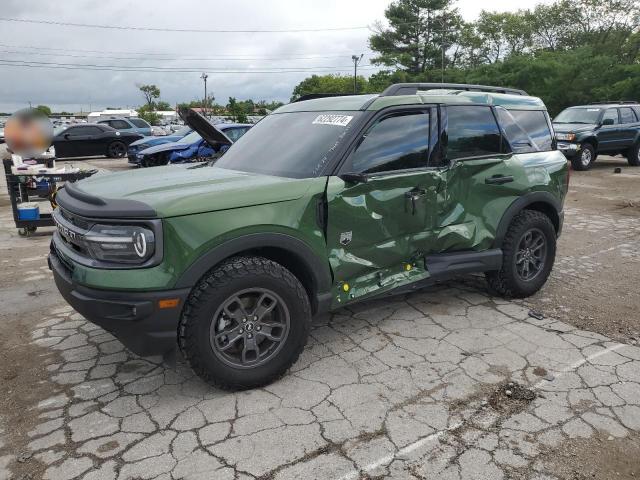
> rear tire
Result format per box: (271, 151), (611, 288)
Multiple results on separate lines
(571, 143), (596, 171)
(627, 142), (640, 167)
(486, 210), (556, 298)
(178, 256), (311, 390)
(107, 141), (126, 158)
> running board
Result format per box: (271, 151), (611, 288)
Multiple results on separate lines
(375, 249), (503, 299)
(425, 248), (503, 281)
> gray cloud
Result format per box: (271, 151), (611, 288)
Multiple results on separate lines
(0, 0), (550, 113)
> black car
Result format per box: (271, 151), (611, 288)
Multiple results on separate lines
(52, 124), (143, 159)
(553, 102), (640, 170)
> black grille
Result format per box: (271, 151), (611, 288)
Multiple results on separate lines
(59, 207), (91, 230)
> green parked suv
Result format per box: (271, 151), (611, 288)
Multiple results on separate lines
(49, 83), (569, 389)
(553, 102), (640, 170)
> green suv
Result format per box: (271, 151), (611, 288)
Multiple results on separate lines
(49, 83), (569, 389)
(553, 102), (640, 170)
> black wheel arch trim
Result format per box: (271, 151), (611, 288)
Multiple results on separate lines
(492, 192), (563, 249)
(174, 233), (333, 314)
(577, 134), (598, 149)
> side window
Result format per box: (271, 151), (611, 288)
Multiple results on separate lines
(602, 109), (619, 125)
(447, 106), (502, 160)
(130, 118), (150, 128)
(620, 108), (637, 124)
(509, 110), (553, 151)
(109, 120), (130, 129)
(67, 126), (99, 136)
(347, 112), (429, 174)
(495, 108), (537, 154)
(224, 128), (244, 142)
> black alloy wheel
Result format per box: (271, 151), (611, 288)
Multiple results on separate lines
(209, 288), (290, 369)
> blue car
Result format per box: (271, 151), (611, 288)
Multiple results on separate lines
(127, 126), (192, 164)
(135, 121), (252, 167)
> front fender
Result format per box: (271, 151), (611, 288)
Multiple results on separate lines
(174, 232), (332, 294)
(576, 132), (598, 148)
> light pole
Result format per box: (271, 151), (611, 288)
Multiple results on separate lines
(200, 73), (208, 117)
(351, 54), (363, 94)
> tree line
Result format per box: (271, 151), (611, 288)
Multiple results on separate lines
(135, 84), (283, 124)
(292, 0), (640, 115)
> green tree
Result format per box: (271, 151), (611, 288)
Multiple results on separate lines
(138, 84), (160, 108)
(137, 104), (161, 125)
(369, 0), (464, 74)
(34, 105), (51, 116)
(226, 97), (249, 123)
(155, 101), (171, 111)
(290, 74), (369, 101)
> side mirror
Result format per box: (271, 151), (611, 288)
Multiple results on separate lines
(602, 118), (615, 126)
(64, 133), (70, 139)
(339, 172), (368, 184)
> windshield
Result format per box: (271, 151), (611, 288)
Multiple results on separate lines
(175, 131), (202, 144)
(554, 108), (601, 124)
(215, 111), (362, 178)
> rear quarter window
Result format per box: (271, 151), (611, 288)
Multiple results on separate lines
(508, 110), (553, 152)
(130, 118), (150, 128)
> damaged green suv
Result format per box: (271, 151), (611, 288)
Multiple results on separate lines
(49, 83), (569, 389)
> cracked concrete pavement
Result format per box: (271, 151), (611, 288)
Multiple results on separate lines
(1, 156), (639, 479)
(4, 283), (640, 480)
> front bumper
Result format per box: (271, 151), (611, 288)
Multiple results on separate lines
(557, 142), (580, 158)
(127, 153), (141, 164)
(48, 246), (190, 356)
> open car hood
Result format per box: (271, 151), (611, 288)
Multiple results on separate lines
(178, 107), (232, 147)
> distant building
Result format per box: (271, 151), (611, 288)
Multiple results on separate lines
(154, 110), (178, 124)
(87, 109), (139, 122)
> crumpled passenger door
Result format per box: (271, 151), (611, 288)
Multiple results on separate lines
(325, 169), (444, 305)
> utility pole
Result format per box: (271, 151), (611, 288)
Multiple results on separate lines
(200, 73), (208, 117)
(441, 14), (446, 84)
(351, 54), (363, 94)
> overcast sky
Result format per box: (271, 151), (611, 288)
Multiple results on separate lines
(0, 0), (552, 113)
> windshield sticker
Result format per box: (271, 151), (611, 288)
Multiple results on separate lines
(312, 114), (353, 127)
(587, 109), (600, 112)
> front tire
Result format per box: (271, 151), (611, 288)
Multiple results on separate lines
(571, 143), (596, 171)
(627, 142), (640, 167)
(178, 256), (311, 390)
(486, 210), (556, 298)
(107, 141), (127, 158)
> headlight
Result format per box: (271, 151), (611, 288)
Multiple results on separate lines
(84, 224), (155, 264)
(556, 133), (576, 141)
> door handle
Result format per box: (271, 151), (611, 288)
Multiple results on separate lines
(485, 175), (514, 185)
(405, 188), (427, 214)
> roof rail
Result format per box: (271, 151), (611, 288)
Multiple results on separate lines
(589, 100), (638, 105)
(380, 83), (528, 97)
(293, 93), (370, 103)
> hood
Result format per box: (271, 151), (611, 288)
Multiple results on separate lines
(73, 164), (315, 217)
(131, 135), (182, 147)
(178, 107), (232, 147)
(139, 140), (195, 155)
(552, 123), (596, 134)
